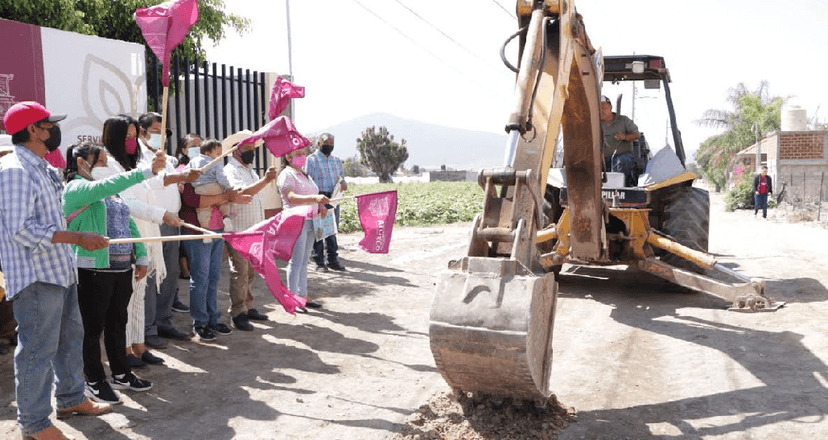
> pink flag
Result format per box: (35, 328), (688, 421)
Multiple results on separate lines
(134, 0), (199, 87)
(223, 206), (313, 314)
(356, 190), (398, 254)
(268, 77), (305, 120)
(237, 116), (310, 157)
(45, 148), (66, 169)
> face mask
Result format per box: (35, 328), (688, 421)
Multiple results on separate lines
(320, 145), (334, 156)
(289, 154), (306, 168)
(147, 133), (163, 150)
(240, 150), (255, 165)
(90, 165), (116, 181)
(125, 138), (138, 155)
(187, 146), (201, 159)
(39, 124), (62, 152)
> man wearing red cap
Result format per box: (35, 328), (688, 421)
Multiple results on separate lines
(0, 102), (113, 439)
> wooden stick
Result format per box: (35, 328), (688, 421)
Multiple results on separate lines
(108, 233), (224, 245)
(180, 221), (215, 235)
(159, 86), (170, 153)
(200, 145), (238, 173)
(328, 195), (356, 203)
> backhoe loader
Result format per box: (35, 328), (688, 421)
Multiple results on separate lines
(428, 0), (781, 402)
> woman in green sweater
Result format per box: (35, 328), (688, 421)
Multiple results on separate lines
(63, 141), (164, 405)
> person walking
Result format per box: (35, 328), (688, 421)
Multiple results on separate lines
(305, 133), (348, 272)
(0, 102), (112, 440)
(221, 131), (277, 330)
(753, 165), (773, 219)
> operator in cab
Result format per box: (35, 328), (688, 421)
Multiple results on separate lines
(600, 95), (640, 187)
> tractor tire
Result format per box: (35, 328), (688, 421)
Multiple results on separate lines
(660, 186), (710, 273)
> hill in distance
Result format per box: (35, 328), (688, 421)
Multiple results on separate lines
(308, 112), (508, 171)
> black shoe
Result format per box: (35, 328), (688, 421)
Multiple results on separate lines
(111, 372), (152, 392)
(247, 309), (269, 321)
(126, 354), (146, 369)
(232, 314), (254, 331)
(141, 350), (164, 365)
(85, 380), (122, 405)
(172, 300), (190, 313)
(305, 300), (323, 309)
(295, 307), (308, 314)
(145, 335), (168, 349)
(158, 327), (190, 340)
(209, 322), (233, 336)
(194, 325), (216, 341)
(315, 264), (328, 272)
(327, 262), (346, 271)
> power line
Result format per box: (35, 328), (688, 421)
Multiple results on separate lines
(491, 0), (516, 20)
(347, 0), (509, 101)
(391, 0), (501, 72)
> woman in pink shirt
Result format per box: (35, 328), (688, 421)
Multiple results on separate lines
(277, 148), (329, 313)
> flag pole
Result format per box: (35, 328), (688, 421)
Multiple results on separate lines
(200, 145), (238, 172)
(159, 85), (170, 153)
(109, 233), (224, 245)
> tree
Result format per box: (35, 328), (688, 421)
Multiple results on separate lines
(694, 81), (783, 191)
(343, 155), (369, 178)
(0, 0), (249, 61)
(356, 126), (409, 183)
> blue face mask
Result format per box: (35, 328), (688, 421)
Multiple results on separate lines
(187, 146), (201, 159)
(147, 134), (163, 150)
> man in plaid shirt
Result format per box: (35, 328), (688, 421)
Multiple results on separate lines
(305, 133), (347, 271)
(0, 102), (112, 439)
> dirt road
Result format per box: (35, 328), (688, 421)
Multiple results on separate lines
(1, 189), (827, 439)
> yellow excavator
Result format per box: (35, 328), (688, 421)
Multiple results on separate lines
(428, 0), (781, 402)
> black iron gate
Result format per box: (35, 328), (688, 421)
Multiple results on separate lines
(148, 52), (271, 173)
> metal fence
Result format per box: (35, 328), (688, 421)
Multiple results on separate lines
(778, 171), (828, 223)
(147, 52), (271, 173)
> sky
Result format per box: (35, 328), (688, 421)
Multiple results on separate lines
(206, 0), (828, 162)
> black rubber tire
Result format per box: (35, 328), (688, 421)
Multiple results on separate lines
(660, 186), (710, 273)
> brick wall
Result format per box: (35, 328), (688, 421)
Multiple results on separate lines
(779, 132), (825, 160)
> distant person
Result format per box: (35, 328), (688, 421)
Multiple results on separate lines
(1, 102), (113, 439)
(753, 166), (773, 219)
(600, 95), (640, 186)
(222, 131), (277, 331)
(305, 133), (347, 272)
(278, 148), (330, 313)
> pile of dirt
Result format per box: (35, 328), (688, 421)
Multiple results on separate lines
(392, 391), (576, 440)
(773, 201), (828, 227)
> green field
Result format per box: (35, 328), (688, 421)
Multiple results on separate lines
(337, 181), (484, 233)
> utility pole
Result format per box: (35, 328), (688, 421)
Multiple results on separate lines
(754, 122), (761, 171)
(286, 0), (295, 120)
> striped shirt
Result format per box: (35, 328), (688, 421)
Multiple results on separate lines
(0, 146), (77, 298)
(224, 157), (264, 231)
(304, 151), (345, 194)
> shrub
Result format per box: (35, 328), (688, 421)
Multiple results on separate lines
(724, 170), (756, 211)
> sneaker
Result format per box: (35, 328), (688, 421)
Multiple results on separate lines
(145, 335), (168, 349)
(232, 314), (254, 331)
(223, 217), (235, 232)
(209, 322), (233, 336)
(194, 325), (216, 341)
(327, 262), (346, 271)
(111, 372), (152, 392)
(172, 300), (190, 313)
(315, 264), (328, 272)
(305, 300), (323, 309)
(158, 326), (190, 340)
(85, 380), (122, 405)
(247, 309), (269, 321)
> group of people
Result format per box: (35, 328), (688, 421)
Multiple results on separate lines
(0, 101), (348, 440)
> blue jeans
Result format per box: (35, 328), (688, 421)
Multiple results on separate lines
(755, 193), (769, 218)
(183, 234), (224, 328)
(13, 282), (86, 436)
(287, 220), (315, 297)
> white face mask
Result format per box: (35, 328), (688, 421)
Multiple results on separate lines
(187, 146), (201, 159)
(147, 133), (163, 150)
(90, 165), (116, 181)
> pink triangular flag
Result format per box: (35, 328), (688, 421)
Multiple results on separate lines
(134, 0), (199, 87)
(269, 77), (305, 120)
(237, 116), (310, 157)
(356, 190), (398, 254)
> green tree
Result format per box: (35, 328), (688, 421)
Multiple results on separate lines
(0, 0), (249, 60)
(356, 126), (409, 183)
(343, 155), (369, 178)
(694, 81), (783, 191)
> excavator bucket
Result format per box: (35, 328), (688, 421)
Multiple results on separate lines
(429, 257), (557, 400)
